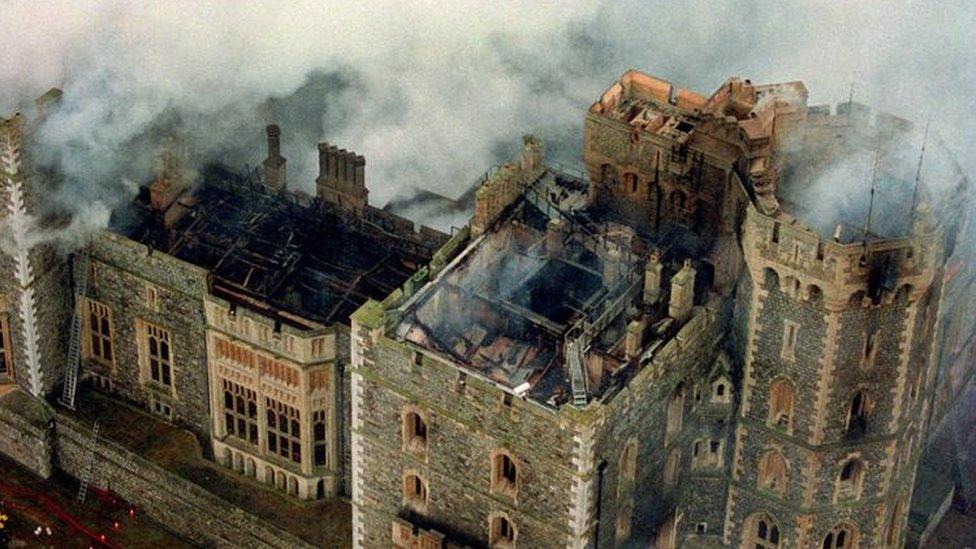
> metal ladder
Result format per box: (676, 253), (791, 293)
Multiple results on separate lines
(60, 252), (91, 410)
(566, 339), (588, 407)
(76, 421), (100, 503)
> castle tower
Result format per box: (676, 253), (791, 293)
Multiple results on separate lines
(725, 203), (943, 548)
(316, 142), (367, 216)
(0, 113), (71, 397)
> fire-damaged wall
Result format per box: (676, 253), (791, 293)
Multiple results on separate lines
(350, 305), (579, 548)
(350, 283), (732, 549)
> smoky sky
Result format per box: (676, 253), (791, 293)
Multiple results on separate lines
(1, 1), (973, 234)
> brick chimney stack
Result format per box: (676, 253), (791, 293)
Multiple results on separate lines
(316, 142), (367, 216)
(262, 124), (286, 191)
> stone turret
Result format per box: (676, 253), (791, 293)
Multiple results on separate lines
(0, 112), (71, 397)
(262, 124), (286, 191)
(316, 142), (367, 216)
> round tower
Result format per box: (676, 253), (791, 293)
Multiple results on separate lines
(726, 197), (943, 547)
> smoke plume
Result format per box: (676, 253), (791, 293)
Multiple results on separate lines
(0, 1), (973, 236)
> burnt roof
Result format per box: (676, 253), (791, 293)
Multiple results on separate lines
(110, 165), (437, 327)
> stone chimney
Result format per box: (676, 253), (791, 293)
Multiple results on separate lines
(262, 124), (286, 191)
(520, 134), (544, 178)
(603, 247), (623, 287)
(316, 142), (368, 216)
(668, 259), (696, 325)
(34, 88), (63, 119)
(625, 319), (644, 360)
(546, 218), (567, 257)
(149, 136), (188, 213)
(643, 249), (663, 305)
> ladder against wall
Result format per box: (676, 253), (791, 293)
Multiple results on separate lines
(77, 420), (100, 503)
(60, 252), (91, 410)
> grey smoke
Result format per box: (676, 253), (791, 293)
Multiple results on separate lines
(0, 1), (973, 237)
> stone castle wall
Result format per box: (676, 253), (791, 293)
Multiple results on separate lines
(351, 310), (578, 548)
(54, 410), (315, 549)
(83, 232), (212, 446)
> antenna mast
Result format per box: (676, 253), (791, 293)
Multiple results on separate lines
(861, 136), (884, 258)
(909, 117), (931, 217)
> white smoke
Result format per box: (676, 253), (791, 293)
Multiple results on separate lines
(0, 0), (973, 234)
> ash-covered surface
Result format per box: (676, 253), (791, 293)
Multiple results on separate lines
(108, 165), (432, 327)
(394, 167), (701, 407)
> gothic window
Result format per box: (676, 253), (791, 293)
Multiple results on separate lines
(145, 283), (160, 311)
(601, 164), (618, 187)
(666, 384), (685, 442)
(619, 438), (637, 481)
(885, 496), (905, 546)
(140, 321), (173, 388)
(313, 410), (327, 466)
(266, 397), (301, 464)
(403, 472), (427, 507)
(490, 514), (516, 548)
(781, 321), (799, 360)
(402, 409), (428, 455)
(845, 390), (870, 436)
(86, 300), (114, 366)
(670, 190), (687, 216)
(757, 450), (788, 495)
(745, 513), (781, 548)
(623, 172), (638, 194)
(768, 378), (795, 431)
(837, 458), (864, 500)
(0, 316), (13, 380)
(491, 450), (518, 497)
(664, 449), (680, 487)
(861, 330), (879, 368)
(616, 500), (633, 542)
(822, 524), (856, 548)
(713, 378), (731, 404)
(222, 378), (257, 445)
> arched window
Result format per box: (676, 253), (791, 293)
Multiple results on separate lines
(623, 172), (638, 194)
(491, 450), (519, 497)
(837, 458), (864, 500)
(744, 513), (781, 548)
(666, 384), (684, 442)
(616, 500), (633, 542)
(619, 438), (637, 481)
(403, 472), (427, 506)
(885, 496), (905, 546)
(768, 378), (795, 431)
(846, 390), (869, 436)
(490, 514), (516, 548)
(822, 524), (856, 548)
(670, 190), (687, 213)
(757, 450), (788, 495)
(713, 378), (731, 404)
(601, 164), (618, 187)
(664, 449), (680, 487)
(402, 409), (428, 454)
